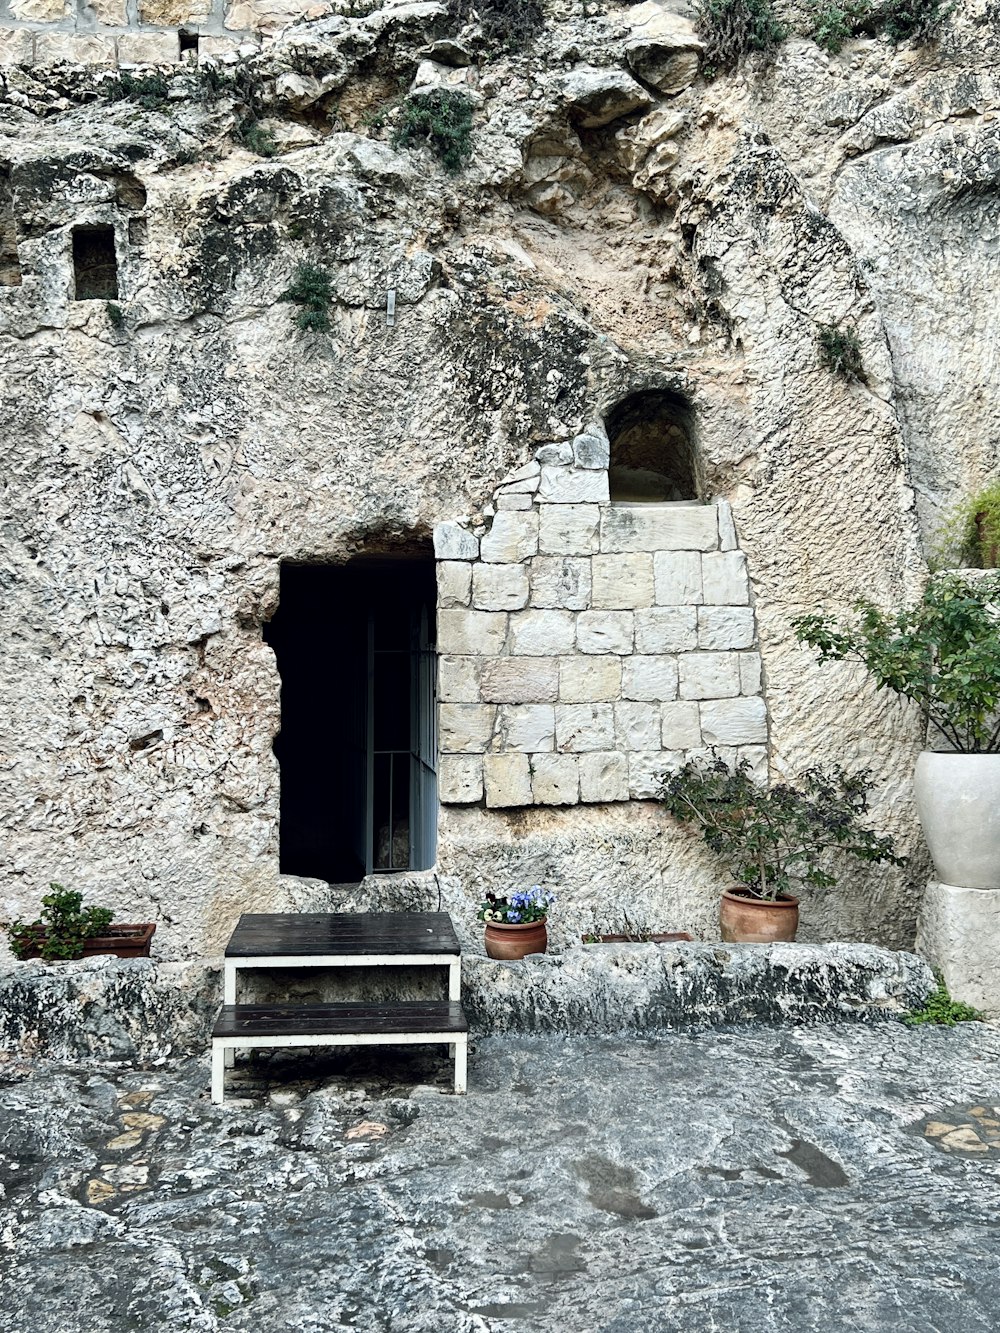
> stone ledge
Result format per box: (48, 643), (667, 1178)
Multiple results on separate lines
(0, 943), (934, 1061)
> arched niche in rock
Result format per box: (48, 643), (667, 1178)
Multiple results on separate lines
(606, 390), (700, 503)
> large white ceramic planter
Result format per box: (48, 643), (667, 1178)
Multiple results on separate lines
(913, 752), (1000, 889)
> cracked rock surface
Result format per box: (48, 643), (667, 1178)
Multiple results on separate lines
(2, 1021), (1000, 1330)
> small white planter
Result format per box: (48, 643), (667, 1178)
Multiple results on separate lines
(913, 751), (1000, 889)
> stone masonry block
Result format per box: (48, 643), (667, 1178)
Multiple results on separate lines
(480, 511), (539, 563)
(10, 0), (69, 18)
(716, 499), (738, 551)
(34, 33), (116, 65)
(614, 702), (661, 750)
(438, 655), (480, 702)
(700, 697), (768, 745)
(660, 701), (702, 749)
(577, 610), (634, 655)
(485, 753), (532, 808)
(628, 752), (668, 800)
(436, 561), (471, 608)
(439, 704), (496, 753)
(697, 606), (755, 651)
(439, 754), (483, 804)
(118, 32), (181, 64)
(635, 607), (697, 653)
(678, 652), (741, 700)
(559, 655), (621, 703)
(0, 30), (33, 66)
(197, 36), (243, 56)
(140, 0), (210, 21)
(530, 556), (592, 610)
(653, 551), (703, 605)
(536, 442), (573, 465)
(539, 466), (610, 504)
(495, 704), (555, 752)
(739, 652), (762, 695)
(600, 505), (718, 553)
(480, 658), (558, 704)
(434, 522), (479, 561)
(556, 703), (615, 752)
(538, 504), (600, 555)
(508, 609), (576, 656)
(438, 609), (507, 656)
(591, 553), (654, 609)
(622, 655), (679, 702)
(497, 493), (532, 511)
(531, 753), (580, 805)
(737, 745), (768, 780)
(579, 751), (629, 803)
(473, 563), (530, 611)
(572, 432), (610, 470)
(702, 551), (749, 604)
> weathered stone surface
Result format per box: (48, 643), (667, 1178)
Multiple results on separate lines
(661, 700), (702, 748)
(555, 702), (614, 752)
(118, 32), (181, 65)
(439, 703), (496, 752)
(578, 749), (629, 802)
(508, 608), (575, 655)
(34, 32), (116, 63)
(700, 696), (768, 745)
(601, 505), (718, 553)
(635, 606), (697, 652)
(90, 0), (129, 22)
(622, 654), (679, 702)
(8, 0), (68, 18)
(559, 654), (621, 703)
(572, 430), (609, 470)
(484, 752), (531, 807)
(438, 654), (480, 702)
(530, 555), (591, 609)
(480, 511), (538, 564)
(917, 881), (1000, 1015)
(436, 560), (472, 608)
(479, 656), (557, 703)
(472, 561), (529, 611)
(539, 466), (610, 504)
(697, 605), (756, 650)
(538, 505), (600, 555)
(739, 651), (762, 695)
(434, 523), (479, 561)
(531, 752), (579, 805)
(559, 65), (653, 129)
(0, 29), (33, 65)
(614, 701), (661, 751)
(577, 610), (634, 655)
(437, 610), (507, 656)
(438, 753), (483, 803)
(702, 551), (750, 605)
(591, 552), (655, 609)
(494, 703), (554, 751)
(628, 749), (669, 798)
(678, 652), (741, 700)
(139, 0), (210, 21)
(653, 551), (703, 604)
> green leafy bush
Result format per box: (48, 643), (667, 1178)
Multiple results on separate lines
(392, 90), (474, 174)
(793, 573), (1000, 753)
(904, 973), (983, 1026)
(695, 0), (786, 71)
(932, 481), (1000, 571)
(235, 118), (278, 158)
(447, 0), (545, 53)
(878, 0), (951, 42)
(106, 301), (125, 330)
(104, 71), (172, 111)
(279, 261), (334, 333)
(817, 324), (864, 379)
(661, 757), (902, 901)
(809, 0), (870, 51)
(4, 885), (114, 962)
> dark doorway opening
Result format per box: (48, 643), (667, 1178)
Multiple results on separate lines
(264, 558), (438, 883)
(606, 390), (699, 502)
(179, 29), (199, 57)
(72, 225), (118, 300)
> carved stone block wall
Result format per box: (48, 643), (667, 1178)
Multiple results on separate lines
(434, 433), (767, 809)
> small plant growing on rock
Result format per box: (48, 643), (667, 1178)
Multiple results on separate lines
(478, 886), (555, 924)
(4, 885), (114, 962)
(106, 301), (125, 330)
(817, 324), (864, 380)
(794, 573), (1000, 753)
(235, 118), (278, 158)
(877, 0), (951, 42)
(695, 0), (786, 72)
(932, 481), (1000, 571)
(809, 0), (871, 51)
(661, 757), (902, 901)
(448, 0), (545, 53)
(104, 70), (172, 112)
(279, 261), (334, 333)
(904, 972), (982, 1026)
(392, 90), (474, 174)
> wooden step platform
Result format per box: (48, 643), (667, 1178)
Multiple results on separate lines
(211, 999), (468, 1103)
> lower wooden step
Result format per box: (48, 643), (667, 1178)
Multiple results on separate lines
(210, 1002), (468, 1103)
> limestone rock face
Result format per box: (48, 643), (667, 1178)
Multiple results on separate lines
(0, 0), (995, 961)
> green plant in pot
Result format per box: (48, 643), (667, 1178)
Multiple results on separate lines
(478, 886), (555, 960)
(794, 572), (1000, 889)
(3, 884), (156, 961)
(661, 758), (903, 942)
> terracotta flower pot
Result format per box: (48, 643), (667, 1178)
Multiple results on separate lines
(719, 890), (798, 943)
(15, 923), (156, 961)
(484, 919), (548, 960)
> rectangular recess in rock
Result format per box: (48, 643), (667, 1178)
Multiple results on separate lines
(72, 225), (118, 301)
(601, 504), (718, 553)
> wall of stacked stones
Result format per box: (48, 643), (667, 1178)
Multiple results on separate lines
(433, 430), (767, 811)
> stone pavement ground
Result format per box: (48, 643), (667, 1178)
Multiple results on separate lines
(2, 1023), (1000, 1333)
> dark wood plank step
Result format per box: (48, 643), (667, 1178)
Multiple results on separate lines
(213, 1001), (468, 1039)
(225, 912), (461, 959)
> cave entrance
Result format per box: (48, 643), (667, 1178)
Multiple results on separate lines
(264, 557), (438, 883)
(72, 225), (118, 300)
(607, 390), (699, 503)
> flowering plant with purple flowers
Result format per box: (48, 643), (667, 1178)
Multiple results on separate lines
(478, 886), (555, 925)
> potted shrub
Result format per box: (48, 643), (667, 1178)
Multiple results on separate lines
(478, 886), (555, 960)
(3, 884), (156, 961)
(794, 573), (1000, 888)
(661, 757), (902, 942)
